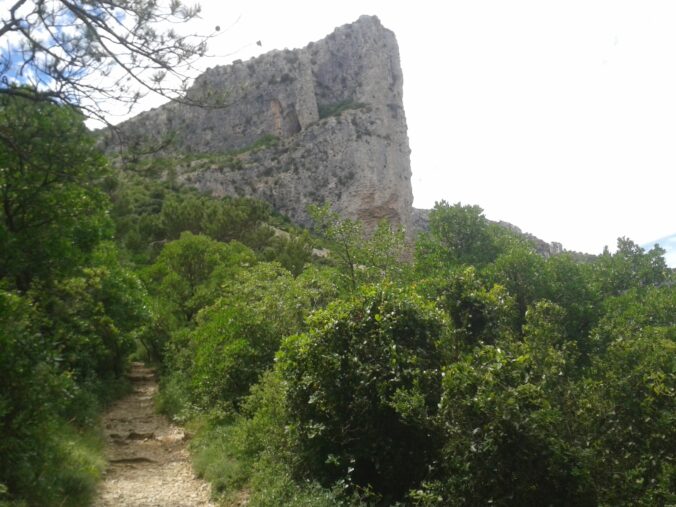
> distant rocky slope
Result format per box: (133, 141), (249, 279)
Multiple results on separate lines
(102, 15), (413, 233)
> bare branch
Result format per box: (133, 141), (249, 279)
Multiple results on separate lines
(0, 0), (220, 124)
(0, 0), (29, 38)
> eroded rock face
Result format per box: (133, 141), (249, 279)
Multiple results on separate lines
(104, 15), (413, 232)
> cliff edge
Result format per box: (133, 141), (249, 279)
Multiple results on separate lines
(103, 15), (413, 233)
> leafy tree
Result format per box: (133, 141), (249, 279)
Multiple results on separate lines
(427, 308), (596, 507)
(37, 265), (140, 384)
(201, 197), (273, 248)
(0, 93), (111, 290)
(542, 253), (601, 350)
(486, 243), (547, 332)
(262, 232), (314, 276)
(190, 303), (279, 411)
(292, 264), (342, 314)
(106, 175), (277, 260)
(591, 284), (675, 355)
(217, 262), (303, 335)
(0, 290), (67, 500)
(309, 204), (407, 291)
(418, 266), (516, 349)
(592, 237), (670, 296)
(416, 201), (499, 273)
(159, 192), (207, 239)
(158, 192), (273, 244)
(278, 285), (448, 502)
(186, 262), (340, 411)
(0, 0), (215, 122)
(579, 299), (675, 506)
(143, 232), (256, 323)
(309, 203), (363, 290)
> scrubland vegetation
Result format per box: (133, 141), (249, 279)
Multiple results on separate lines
(1, 94), (674, 506)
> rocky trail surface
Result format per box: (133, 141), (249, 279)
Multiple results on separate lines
(93, 362), (216, 507)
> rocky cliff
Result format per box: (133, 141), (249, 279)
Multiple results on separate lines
(103, 15), (413, 233)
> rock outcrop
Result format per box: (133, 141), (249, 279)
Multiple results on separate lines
(103, 15), (413, 233)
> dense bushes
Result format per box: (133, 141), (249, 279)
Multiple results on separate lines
(0, 93), (111, 292)
(0, 97), (142, 506)
(106, 175), (290, 262)
(161, 261), (341, 414)
(278, 286), (448, 502)
(580, 287), (675, 506)
(147, 200), (674, 506)
(0, 243), (144, 504)
(423, 303), (597, 506)
(191, 305), (278, 410)
(4, 89), (673, 506)
(0, 292), (64, 496)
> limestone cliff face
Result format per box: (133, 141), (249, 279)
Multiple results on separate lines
(104, 16), (413, 232)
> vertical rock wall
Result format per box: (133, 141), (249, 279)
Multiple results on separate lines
(104, 16), (414, 232)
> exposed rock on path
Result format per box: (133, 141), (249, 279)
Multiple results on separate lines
(94, 362), (215, 507)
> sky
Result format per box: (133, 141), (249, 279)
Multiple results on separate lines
(7, 0), (671, 258)
(179, 0), (675, 258)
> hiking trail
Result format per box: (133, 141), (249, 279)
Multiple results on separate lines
(93, 362), (215, 507)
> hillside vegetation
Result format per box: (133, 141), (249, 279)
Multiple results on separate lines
(1, 95), (674, 507)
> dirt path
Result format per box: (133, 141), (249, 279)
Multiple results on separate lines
(93, 362), (215, 507)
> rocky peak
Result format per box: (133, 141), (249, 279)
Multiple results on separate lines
(103, 15), (413, 233)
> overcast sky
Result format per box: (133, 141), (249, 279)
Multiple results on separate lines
(93, 1), (670, 257)
(182, 0), (676, 256)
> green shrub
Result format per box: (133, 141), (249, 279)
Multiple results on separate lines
(143, 233), (256, 325)
(37, 267), (137, 385)
(415, 201), (500, 274)
(425, 304), (597, 507)
(580, 297), (675, 506)
(30, 421), (105, 507)
(318, 100), (365, 119)
(155, 372), (194, 423)
(0, 93), (111, 292)
(0, 291), (65, 501)
(190, 371), (355, 506)
(0, 291), (105, 506)
(247, 459), (348, 507)
(191, 305), (278, 410)
(189, 373), (288, 500)
(419, 266), (516, 349)
(277, 285), (448, 502)
(184, 262), (341, 412)
(191, 419), (248, 496)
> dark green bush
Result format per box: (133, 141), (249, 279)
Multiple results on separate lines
(579, 286), (676, 506)
(191, 305), (278, 410)
(0, 93), (111, 292)
(427, 307), (597, 506)
(37, 267), (137, 386)
(0, 291), (105, 506)
(277, 285), (447, 502)
(419, 266), (516, 348)
(142, 233), (256, 324)
(187, 262), (318, 410)
(415, 201), (500, 274)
